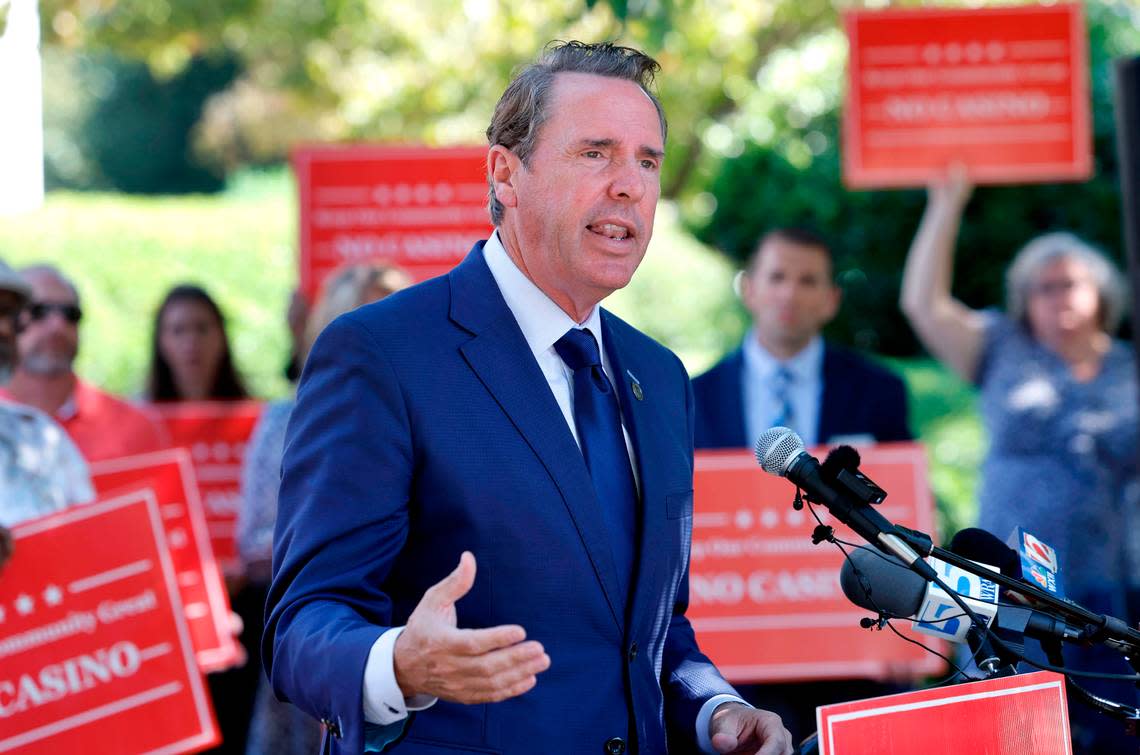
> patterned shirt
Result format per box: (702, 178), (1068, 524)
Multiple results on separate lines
(0, 398), (94, 526)
(975, 313), (1139, 605)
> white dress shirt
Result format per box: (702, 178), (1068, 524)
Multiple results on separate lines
(362, 232), (745, 750)
(741, 330), (824, 447)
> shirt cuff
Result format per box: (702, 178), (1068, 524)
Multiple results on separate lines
(696, 694), (752, 754)
(361, 626), (438, 725)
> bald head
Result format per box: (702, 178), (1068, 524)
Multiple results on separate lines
(20, 265), (80, 303)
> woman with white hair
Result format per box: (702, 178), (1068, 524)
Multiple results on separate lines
(900, 173), (1137, 750)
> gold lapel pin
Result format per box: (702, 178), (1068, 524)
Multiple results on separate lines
(628, 370), (644, 401)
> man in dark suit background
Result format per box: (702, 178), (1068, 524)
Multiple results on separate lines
(693, 228), (911, 450)
(264, 41), (792, 755)
(692, 228), (912, 741)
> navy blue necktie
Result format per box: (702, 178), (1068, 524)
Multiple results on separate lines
(554, 327), (638, 587)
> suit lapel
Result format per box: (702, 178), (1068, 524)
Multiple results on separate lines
(449, 245), (625, 633)
(817, 344), (840, 443)
(601, 312), (666, 629)
(723, 349), (748, 447)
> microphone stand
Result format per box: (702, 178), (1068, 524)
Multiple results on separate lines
(917, 541), (1140, 657)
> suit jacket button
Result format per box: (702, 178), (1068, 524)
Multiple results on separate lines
(627, 642), (638, 663)
(604, 736), (626, 754)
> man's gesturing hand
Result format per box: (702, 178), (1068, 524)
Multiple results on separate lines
(393, 551), (550, 704)
(710, 702), (793, 755)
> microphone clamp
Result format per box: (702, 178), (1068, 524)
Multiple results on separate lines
(811, 525), (835, 545)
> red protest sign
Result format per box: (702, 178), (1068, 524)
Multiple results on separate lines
(293, 144), (493, 301)
(0, 491), (219, 754)
(688, 444), (943, 683)
(843, 3), (1090, 187)
(817, 671), (1071, 754)
(149, 401), (263, 577)
(89, 450), (240, 673)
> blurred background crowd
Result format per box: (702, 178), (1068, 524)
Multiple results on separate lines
(2, 0), (1140, 753)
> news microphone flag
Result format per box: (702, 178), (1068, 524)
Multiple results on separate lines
(1007, 527), (1065, 598)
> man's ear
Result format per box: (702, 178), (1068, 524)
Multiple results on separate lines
(488, 145), (521, 210)
(822, 283), (843, 324)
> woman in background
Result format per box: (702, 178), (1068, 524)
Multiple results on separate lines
(146, 283), (255, 754)
(146, 284), (249, 402)
(900, 172), (1138, 752)
(238, 263), (412, 755)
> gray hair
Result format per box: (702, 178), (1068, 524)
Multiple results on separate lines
(485, 40), (667, 226)
(1005, 231), (1128, 334)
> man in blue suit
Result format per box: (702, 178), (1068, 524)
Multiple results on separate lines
(692, 228), (911, 742)
(693, 228), (911, 450)
(264, 42), (792, 755)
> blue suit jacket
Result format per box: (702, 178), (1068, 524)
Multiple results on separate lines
(264, 243), (737, 754)
(691, 345), (912, 450)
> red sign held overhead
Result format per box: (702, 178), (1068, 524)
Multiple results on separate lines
(149, 401), (263, 577)
(90, 449), (241, 673)
(843, 3), (1091, 187)
(689, 444), (943, 683)
(0, 491), (219, 754)
(293, 144), (493, 301)
(817, 671), (1071, 754)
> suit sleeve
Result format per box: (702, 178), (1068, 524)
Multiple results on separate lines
(661, 362), (742, 748)
(262, 313), (413, 754)
(878, 371), (914, 442)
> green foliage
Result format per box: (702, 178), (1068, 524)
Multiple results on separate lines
(0, 168), (296, 399)
(88, 54), (240, 193)
(691, 0), (1140, 356)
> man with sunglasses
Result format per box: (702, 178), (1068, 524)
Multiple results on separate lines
(2, 265), (167, 462)
(0, 258), (94, 570)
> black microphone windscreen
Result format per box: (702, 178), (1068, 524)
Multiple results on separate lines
(948, 528), (1020, 577)
(820, 445), (861, 483)
(839, 546), (927, 618)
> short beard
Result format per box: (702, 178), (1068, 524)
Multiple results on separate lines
(18, 352), (75, 377)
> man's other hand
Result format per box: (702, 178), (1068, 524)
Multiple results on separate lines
(710, 701), (793, 755)
(393, 551), (550, 704)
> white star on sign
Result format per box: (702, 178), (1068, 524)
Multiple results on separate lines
(42, 585), (63, 607)
(14, 594), (34, 616)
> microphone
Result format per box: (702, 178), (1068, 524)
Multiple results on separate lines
(755, 427), (934, 579)
(839, 545), (999, 644)
(950, 527), (1067, 605)
(840, 546), (1081, 646)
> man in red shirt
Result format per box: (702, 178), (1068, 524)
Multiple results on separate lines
(3, 264), (168, 462)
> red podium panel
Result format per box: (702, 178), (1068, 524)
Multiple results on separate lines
(90, 450), (240, 672)
(150, 401), (263, 576)
(293, 144), (493, 300)
(818, 671), (1071, 754)
(843, 4), (1090, 187)
(0, 491), (219, 753)
(689, 444), (943, 682)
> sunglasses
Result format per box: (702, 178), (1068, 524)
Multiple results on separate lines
(28, 302), (83, 324)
